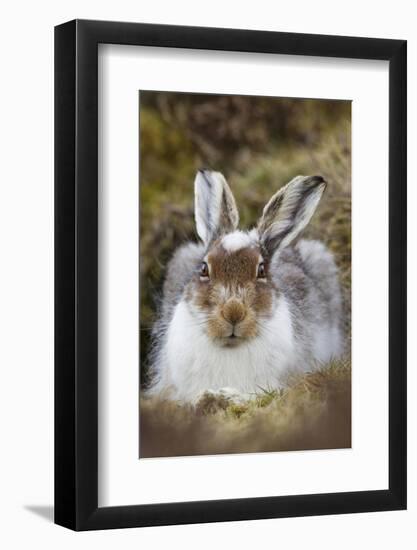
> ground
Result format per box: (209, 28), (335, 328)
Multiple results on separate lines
(140, 360), (351, 457)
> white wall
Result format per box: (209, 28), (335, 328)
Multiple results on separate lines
(0, 1), (415, 548)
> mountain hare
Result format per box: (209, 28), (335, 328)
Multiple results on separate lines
(146, 170), (343, 402)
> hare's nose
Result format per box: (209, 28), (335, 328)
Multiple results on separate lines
(222, 299), (246, 325)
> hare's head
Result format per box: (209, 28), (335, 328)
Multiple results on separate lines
(184, 169), (326, 347)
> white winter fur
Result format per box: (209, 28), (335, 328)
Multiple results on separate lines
(150, 296), (297, 401)
(194, 170), (239, 245)
(221, 231), (253, 253)
(296, 239), (343, 362)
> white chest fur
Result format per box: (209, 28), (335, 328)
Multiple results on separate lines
(155, 297), (299, 401)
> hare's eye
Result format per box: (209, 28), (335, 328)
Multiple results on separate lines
(199, 262), (209, 279)
(257, 262), (266, 279)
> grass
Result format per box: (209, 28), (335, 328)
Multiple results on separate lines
(140, 359), (351, 458)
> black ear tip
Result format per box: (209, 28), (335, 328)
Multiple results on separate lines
(197, 168), (213, 187)
(311, 175), (326, 184)
(198, 167), (211, 174)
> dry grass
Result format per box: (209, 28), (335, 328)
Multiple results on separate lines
(139, 359), (351, 458)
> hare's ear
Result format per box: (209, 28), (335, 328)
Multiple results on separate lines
(258, 175), (326, 255)
(194, 169), (239, 245)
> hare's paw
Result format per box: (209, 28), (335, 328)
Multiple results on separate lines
(193, 387), (248, 415)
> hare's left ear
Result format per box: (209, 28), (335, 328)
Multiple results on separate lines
(257, 175), (326, 255)
(194, 169), (239, 246)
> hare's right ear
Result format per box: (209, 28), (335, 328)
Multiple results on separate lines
(194, 169), (239, 246)
(258, 175), (326, 255)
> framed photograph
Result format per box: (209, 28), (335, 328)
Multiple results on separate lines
(55, 19), (406, 530)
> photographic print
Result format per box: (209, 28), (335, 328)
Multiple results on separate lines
(55, 21), (406, 530)
(139, 91), (351, 458)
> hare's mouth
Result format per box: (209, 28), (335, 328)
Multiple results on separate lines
(206, 316), (257, 346)
(220, 333), (245, 347)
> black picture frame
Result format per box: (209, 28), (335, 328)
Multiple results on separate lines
(55, 19), (407, 531)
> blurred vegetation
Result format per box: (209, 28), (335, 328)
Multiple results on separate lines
(140, 91), (351, 380)
(140, 359), (351, 457)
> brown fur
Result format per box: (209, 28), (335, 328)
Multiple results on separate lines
(187, 241), (273, 346)
(208, 242), (260, 283)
